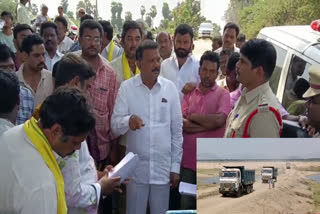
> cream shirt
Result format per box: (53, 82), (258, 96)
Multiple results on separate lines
(224, 81), (282, 138)
(0, 125), (57, 214)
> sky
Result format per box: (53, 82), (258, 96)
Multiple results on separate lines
(198, 138), (320, 160)
(30, 0), (230, 28)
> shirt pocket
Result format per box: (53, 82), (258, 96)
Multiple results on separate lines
(157, 102), (170, 124)
(230, 116), (246, 138)
(91, 86), (109, 114)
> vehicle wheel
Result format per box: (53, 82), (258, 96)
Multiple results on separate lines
(222, 193), (227, 197)
(236, 190), (241, 197)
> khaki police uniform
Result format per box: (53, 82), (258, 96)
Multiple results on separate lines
(303, 64), (320, 138)
(224, 81), (282, 138)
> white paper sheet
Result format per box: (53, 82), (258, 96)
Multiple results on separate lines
(108, 152), (139, 183)
(179, 182), (196, 197)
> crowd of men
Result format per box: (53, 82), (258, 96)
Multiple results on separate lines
(0, 1), (320, 214)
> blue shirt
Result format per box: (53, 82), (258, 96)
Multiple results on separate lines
(17, 85), (34, 125)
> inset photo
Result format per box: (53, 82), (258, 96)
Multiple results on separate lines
(197, 138), (320, 214)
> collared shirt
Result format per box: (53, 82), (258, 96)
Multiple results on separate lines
(33, 14), (49, 31)
(0, 118), (14, 135)
(55, 141), (101, 214)
(224, 81), (282, 138)
(17, 64), (54, 108)
(101, 42), (123, 62)
(58, 36), (74, 54)
(182, 83), (231, 171)
(160, 54), (200, 102)
(0, 125), (57, 214)
(230, 87), (242, 109)
(111, 75), (183, 184)
(17, 85), (34, 125)
(86, 56), (119, 162)
(0, 31), (16, 53)
(68, 41), (81, 53)
(16, 3), (32, 25)
(215, 45), (240, 54)
(45, 50), (63, 71)
(109, 54), (136, 147)
(110, 54), (134, 85)
(160, 50), (175, 63)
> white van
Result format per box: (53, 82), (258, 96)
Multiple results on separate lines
(257, 23), (320, 114)
(198, 22), (214, 38)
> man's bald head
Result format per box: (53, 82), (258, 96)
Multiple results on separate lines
(156, 31), (172, 60)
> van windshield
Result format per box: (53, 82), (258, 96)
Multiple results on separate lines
(200, 23), (213, 29)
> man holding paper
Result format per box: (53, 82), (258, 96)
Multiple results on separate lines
(111, 40), (183, 214)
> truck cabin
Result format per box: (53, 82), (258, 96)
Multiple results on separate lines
(220, 168), (241, 179)
(262, 169), (273, 174)
(221, 171), (238, 178)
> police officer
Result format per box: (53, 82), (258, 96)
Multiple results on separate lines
(302, 64), (320, 137)
(224, 39), (282, 138)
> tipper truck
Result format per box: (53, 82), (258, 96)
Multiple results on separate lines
(219, 166), (255, 197)
(261, 166), (278, 183)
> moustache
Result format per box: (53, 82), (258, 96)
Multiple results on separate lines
(37, 62), (45, 67)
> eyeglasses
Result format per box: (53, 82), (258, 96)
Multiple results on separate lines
(82, 36), (101, 43)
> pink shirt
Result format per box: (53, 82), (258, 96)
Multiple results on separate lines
(230, 87), (242, 109)
(87, 56), (119, 162)
(181, 84), (231, 171)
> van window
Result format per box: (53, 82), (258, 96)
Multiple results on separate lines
(269, 44), (287, 94)
(282, 55), (311, 115)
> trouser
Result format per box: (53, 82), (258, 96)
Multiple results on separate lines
(180, 167), (196, 209)
(126, 182), (170, 214)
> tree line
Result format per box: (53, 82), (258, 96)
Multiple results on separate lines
(225, 0), (320, 39)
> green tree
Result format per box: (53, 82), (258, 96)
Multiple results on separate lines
(125, 11), (132, 21)
(60, 0), (69, 13)
(0, 0), (16, 19)
(76, 1), (86, 10)
(230, 0), (320, 38)
(145, 14), (152, 28)
(212, 23), (221, 37)
(170, 0), (206, 37)
(111, 2), (118, 29)
(140, 5), (146, 19)
(162, 2), (172, 21)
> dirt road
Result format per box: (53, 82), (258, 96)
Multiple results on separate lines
(197, 161), (320, 214)
(193, 38), (212, 59)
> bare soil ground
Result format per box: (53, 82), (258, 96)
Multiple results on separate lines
(197, 161), (320, 214)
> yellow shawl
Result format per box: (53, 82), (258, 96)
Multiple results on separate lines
(23, 117), (67, 214)
(122, 53), (140, 80)
(107, 40), (115, 62)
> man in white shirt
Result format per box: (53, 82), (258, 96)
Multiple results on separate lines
(40, 22), (63, 72)
(214, 22), (240, 54)
(55, 16), (74, 54)
(156, 31), (174, 62)
(0, 87), (96, 214)
(160, 24), (200, 102)
(0, 70), (19, 135)
(16, 0), (32, 25)
(33, 5), (49, 32)
(52, 53), (122, 214)
(99, 20), (122, 62)
(111, 40), (183, 214)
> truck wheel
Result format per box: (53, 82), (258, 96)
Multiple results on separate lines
(246, 186), (251, 194)
(236, 190), (241, 197)
(222, 193), (227, 197)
